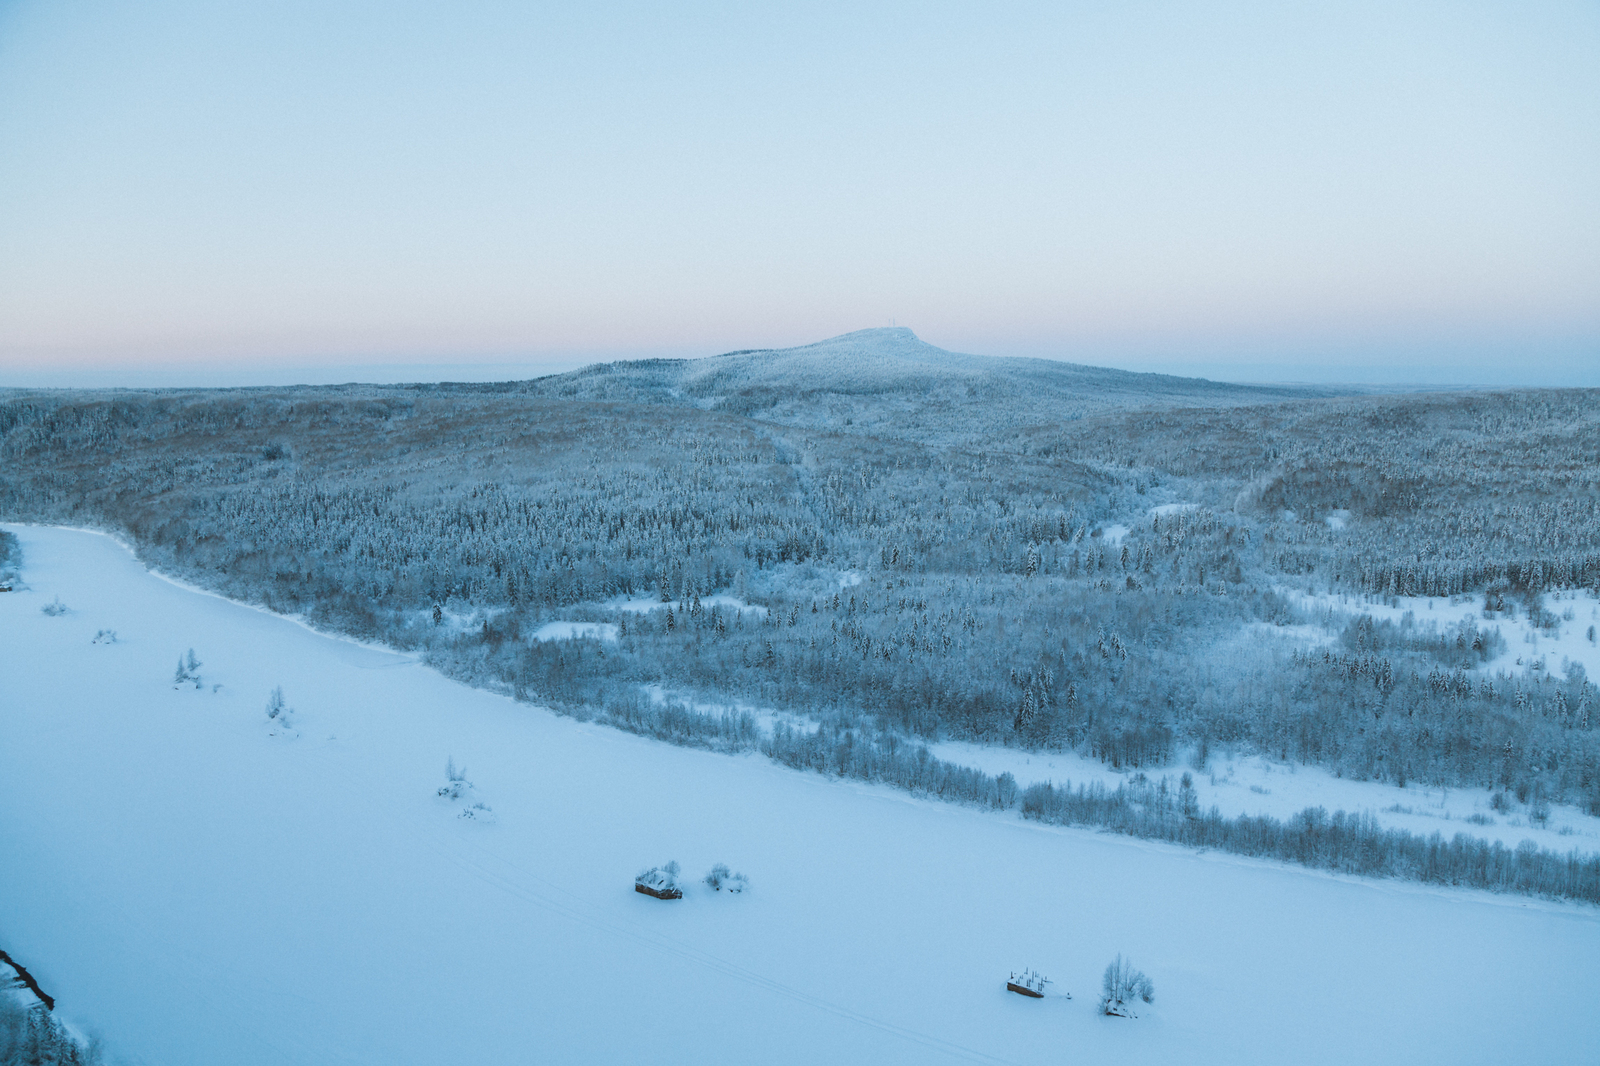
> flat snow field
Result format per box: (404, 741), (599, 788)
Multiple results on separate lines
(3, 526), (1599, 1066)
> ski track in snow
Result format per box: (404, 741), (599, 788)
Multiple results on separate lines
(4, 524), (1600, 1066)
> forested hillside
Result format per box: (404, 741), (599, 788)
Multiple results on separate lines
(4, 331), (1598, 819)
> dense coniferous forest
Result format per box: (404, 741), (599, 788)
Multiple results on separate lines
(4, 330), (1599, 899)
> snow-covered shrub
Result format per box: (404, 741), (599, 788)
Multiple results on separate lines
(434, 758), (492, 817)
(1100, 955), (1154, 1017)
(91, 629), (117, 644)
(39, 597), (68, 616)
(703, 863), (748, 892)
(636, 861), (682, 896)
(265, 686), (293, 726)
(436, 756), (472, 800)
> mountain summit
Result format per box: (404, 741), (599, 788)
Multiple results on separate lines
(710, 326), (987, 373)
(686, 327), (997, 398)
(527, 326), (1349, 447)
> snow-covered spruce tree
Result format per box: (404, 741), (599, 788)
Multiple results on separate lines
(1178, 772), (1199, 820)
(173, 648), (204, 688)
(1100, 955), (1154, 1017)
(636, 860), (683, 896)
(0, 997), (102, 1066)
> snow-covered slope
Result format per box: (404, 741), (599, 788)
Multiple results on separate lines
(3, 524), (1599, 1065)
(691, 327), (996, 389)
(689, 327), (1340, 399)
(926, 738), (1600, 853)
(1287, 587), (1600, 684)
(529, 328), (1349, 445)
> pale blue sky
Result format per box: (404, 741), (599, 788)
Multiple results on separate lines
(1, 1), (1596, 385)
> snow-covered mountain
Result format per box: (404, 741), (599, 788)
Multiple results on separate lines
(522, 327), (1352, 445)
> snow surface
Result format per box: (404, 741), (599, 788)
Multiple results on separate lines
(638, 682), (1600, 854)
(1147, 503), (1198, 517)
(4, 524), (1600, 1066)
(925, 739), (1600, 853)
(603, 593), (766, 616)
(1289, 587), (1600, 682)
(532, 621), (619, 642)
(1099, 524), (1130, 544)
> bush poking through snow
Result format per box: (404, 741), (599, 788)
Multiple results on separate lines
(91, 629), (117, 644)
(1100, 955), (1154, 1017)
(437, 756), (472, 800)
(39, 597), (68, 616)
(265, 686), (293, 727)
(636, 861), (683, 899)
(435, 758), (492, 818)
(703, 863), (749, 893)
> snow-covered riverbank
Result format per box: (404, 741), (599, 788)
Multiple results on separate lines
(3, 524), (1599, 1065)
